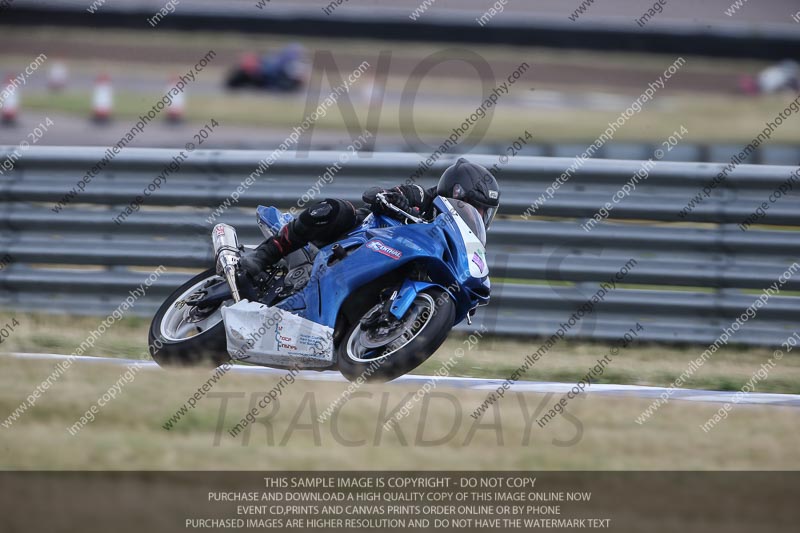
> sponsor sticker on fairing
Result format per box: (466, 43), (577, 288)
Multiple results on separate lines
(472, 251), (486, 272)
(366, 239), (402, 260)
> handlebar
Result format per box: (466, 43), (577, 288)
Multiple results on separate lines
(375, 192), (425, 224)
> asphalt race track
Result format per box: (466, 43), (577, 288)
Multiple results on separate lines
(11, 353), (800, 408)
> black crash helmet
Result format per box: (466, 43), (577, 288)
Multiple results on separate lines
(437, 158), (500, 228)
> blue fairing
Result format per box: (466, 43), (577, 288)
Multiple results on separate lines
(257, 205), (293, 235)
(257, 197), (490, 331)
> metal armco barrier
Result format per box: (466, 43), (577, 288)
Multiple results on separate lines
(5, 0), (800, 60)
(369, 142), (800, 167)
(1, 147), (799, 347)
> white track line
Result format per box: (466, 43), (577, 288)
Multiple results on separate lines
(8, 353), (800, 408)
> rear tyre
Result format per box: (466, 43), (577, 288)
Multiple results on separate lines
(148, 268), (231, 367)
(337, 288), (455, 383)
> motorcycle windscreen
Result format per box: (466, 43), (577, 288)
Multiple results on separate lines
(444, 198), (488, 246)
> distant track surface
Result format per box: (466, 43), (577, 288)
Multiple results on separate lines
(0, 31), (743, 95)
(11, 353), (800, 408)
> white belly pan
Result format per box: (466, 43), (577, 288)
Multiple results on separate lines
(221, 300), (334, 368)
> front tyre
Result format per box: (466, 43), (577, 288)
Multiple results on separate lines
(338, 288), (455, 383)
(148, 268), (231, 367)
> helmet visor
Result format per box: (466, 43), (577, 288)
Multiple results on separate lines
(474, 205), (498, 229)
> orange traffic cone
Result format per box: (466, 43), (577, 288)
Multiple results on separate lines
(91, 73), (113, 123)
(166, 76), (185, 124)
(1, 75), (19, 126)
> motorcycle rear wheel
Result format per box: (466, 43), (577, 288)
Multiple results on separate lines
(337, 288), (455, 383)
(148, 268), (230, 367)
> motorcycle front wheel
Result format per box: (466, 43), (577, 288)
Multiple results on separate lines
(337, 288), (455, 383)
(148, 268), (231, 367)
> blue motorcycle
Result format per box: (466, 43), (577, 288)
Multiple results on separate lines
(149, 194), (491, 382)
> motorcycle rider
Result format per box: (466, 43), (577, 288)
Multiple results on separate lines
(239, 157), (500, 277)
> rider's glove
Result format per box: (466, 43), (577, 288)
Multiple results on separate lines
(383, 191), (410, 214)
(363, 187), (410, 215)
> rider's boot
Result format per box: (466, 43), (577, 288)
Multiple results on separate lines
(239, 225), (299, 276)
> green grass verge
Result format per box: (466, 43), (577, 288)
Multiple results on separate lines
(1, 354), (798, 469)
